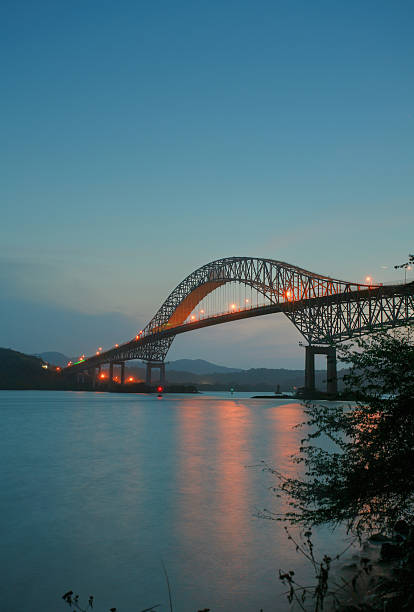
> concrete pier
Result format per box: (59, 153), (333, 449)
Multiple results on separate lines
(88, 368), (96, 389)
(305, 345), (337, 394)
(145, 361), (166, 386)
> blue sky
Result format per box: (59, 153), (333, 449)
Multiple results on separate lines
(1, 1), (413, 367)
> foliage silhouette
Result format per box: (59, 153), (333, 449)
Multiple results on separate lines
(262, 328), (414, 537)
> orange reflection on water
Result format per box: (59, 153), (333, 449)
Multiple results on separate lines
(175, 399), (254, 597)
(267, 402), (306, 475)
(262, 402), (307, 517)
(212, 401), (251, 555)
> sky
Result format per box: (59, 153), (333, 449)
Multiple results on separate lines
(1, 0), (413, 368)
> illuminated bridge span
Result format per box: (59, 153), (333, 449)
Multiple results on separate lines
(64, 257), (414, 393)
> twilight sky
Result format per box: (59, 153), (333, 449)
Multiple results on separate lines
(1, 0), (413, 368)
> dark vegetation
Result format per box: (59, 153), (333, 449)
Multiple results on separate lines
(261, 328), (414, 610)
(0, 348), (58, 389)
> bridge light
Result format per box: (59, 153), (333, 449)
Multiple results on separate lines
(231, 303), (236, 310)
(96, 351), (100, 355)
(200, 309), (204, 314)
(245, 298), (249, 303)
(157, 385), (163, 393)
(115, 344), (119, 348)
(191, 315), (196, 321)
(98, 347), (102, 351)
(127, 376), (134, 382)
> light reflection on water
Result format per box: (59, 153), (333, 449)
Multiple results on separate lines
(0, 391), (350, 612)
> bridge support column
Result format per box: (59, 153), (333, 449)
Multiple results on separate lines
(305, 346), (315, 391)
(120, 362), (125, 385)
(145, 361), (166, 386)
(327, 348), (337, 395)
(109, 362), (114, 385)
(304, 346), (337, 395)
(160, 362), (166, 386)
(89, 368), (96, 389)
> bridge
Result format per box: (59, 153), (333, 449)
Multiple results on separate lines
(63, 257), (414, 393)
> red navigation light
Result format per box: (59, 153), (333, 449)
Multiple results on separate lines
(128, 376), (134, 382)
(157, 385), (164, 393)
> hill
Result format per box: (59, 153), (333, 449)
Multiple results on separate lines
(36, 352), (70, 367)
(125, 363), (345, 391)
(0, 348), (56, 389)
(166, 358), (243, 374)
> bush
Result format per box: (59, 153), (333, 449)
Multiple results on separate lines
(267, 328), (414, 537)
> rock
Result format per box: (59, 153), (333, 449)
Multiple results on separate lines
(369, 533), (391, 542)
(393, 520), (410, 537)
(381, 542), (402, 561)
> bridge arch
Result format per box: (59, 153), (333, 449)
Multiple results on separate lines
(142, 256), (359, 337)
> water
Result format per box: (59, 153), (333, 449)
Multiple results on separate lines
(0, 391), (350, 611)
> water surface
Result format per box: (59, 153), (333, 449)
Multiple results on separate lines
(0, 391), (349, 611)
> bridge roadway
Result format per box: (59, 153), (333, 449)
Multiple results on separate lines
(63, 272), (414, 394)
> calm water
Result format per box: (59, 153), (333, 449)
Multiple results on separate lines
(0, 391), (349, 612)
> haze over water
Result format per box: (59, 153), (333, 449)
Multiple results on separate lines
(0, 391), (353, 611)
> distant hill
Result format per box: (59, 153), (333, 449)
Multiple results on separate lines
(36, 352), (70, 367)
(125, 363), (346, 391)
(0, 348), (55, 388)
(166, 358), (243, 375)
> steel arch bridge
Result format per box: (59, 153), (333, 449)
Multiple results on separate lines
(64, 257), (414, 392)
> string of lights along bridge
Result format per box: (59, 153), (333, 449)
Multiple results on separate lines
(63, 257), (414, 393)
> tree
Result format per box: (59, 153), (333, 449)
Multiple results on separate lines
(267, 327), (414, 537)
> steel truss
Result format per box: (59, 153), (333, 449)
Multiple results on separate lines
(64, 257), (414, 374)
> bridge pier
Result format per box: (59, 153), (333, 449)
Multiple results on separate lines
(88, 368), (96, 389)
(109, 361), (114, 384)
(304, 346), (337, 395)
(145, 361), (166, 386)
(120, 362), (125, 385)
